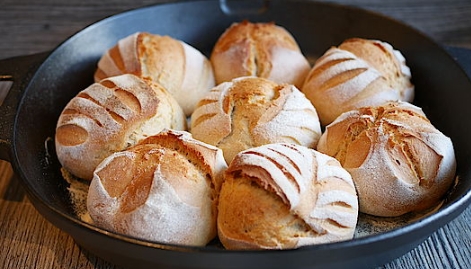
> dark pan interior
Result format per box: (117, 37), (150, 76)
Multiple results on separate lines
(9, 0), (471, 268)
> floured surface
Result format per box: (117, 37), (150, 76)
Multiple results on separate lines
(65, 170), (456, 245)
(62, 168), (93, 223)
(354, 201), (443, 238)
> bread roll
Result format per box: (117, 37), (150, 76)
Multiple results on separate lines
(217, 143), (358, 250)
(317, 101), (456, 217)
(302, 38), (414, 126)
(87, 129), (227, 246)
(210, 21), (310, 88)
(94, 32), (215, 116)
(55, 74), (186, 180)
(190, 76), (322, 164)
(339, 38), (414, 101)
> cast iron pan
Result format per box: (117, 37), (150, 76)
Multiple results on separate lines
(1, 0), (471, 268)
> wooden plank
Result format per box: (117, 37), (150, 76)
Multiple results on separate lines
(0, 160), (121, 269)
(0, 0), (471, 59)
(1, 1), (471, 268)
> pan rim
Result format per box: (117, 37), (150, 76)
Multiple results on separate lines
(8, 0), (471, 267)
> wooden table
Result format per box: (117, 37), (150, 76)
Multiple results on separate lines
(1, 0), (471, 268)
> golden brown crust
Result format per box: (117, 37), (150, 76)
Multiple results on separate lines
(302, 38), (414, 126)
(317, 101), (456, 217)
(94, 32), (215, 116)
(55, 74), (186, 180)
(217, 143), (358, 249)
(87, 130), (227, 246)
(190, 76), (322, 164)
(339, 38), (414, 101)
(139, 129), (227, 193)
(210, 21), (310, 88)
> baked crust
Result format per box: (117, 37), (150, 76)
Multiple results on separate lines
(95, 32), (215, 116)
(217, 143), (358, 249)
(302, 38), (414, 126)
(211, 21), (310, 88)
(317, 101), (456, 217)
(87, 129), (227, 246)
(55, 74), (186, 180)
(190, 76), (322, 164)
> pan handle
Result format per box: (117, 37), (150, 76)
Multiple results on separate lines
(0, 52), (49, 162)
(219, 0), (270, 15)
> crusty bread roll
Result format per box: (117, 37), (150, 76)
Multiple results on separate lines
(55, 74), (186, 180)
(94, 32), (215, 116)
(190, 76), (322, 164)
(217, 143), (359, 249)
(210, 21), (311, 88)
(316, 101), (456, 217)
(302, 38), (414, 126)
(87, 129), (227, 246)
(338, 38), (414, 101)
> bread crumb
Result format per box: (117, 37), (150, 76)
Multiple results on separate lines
(61, 167), (93, 223)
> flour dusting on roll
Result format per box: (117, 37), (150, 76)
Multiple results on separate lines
(55, 74), (186, 180)
(95, 32), (215, 116)
(211, 21), (311, 88)
(302, 38), (414, 126)
(217, 143), (359, 249)
(190, 76), (322, 164)
(338, 38), (414, 101)
(87, 129), (227, 246)
(317, 101), (456, 217)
